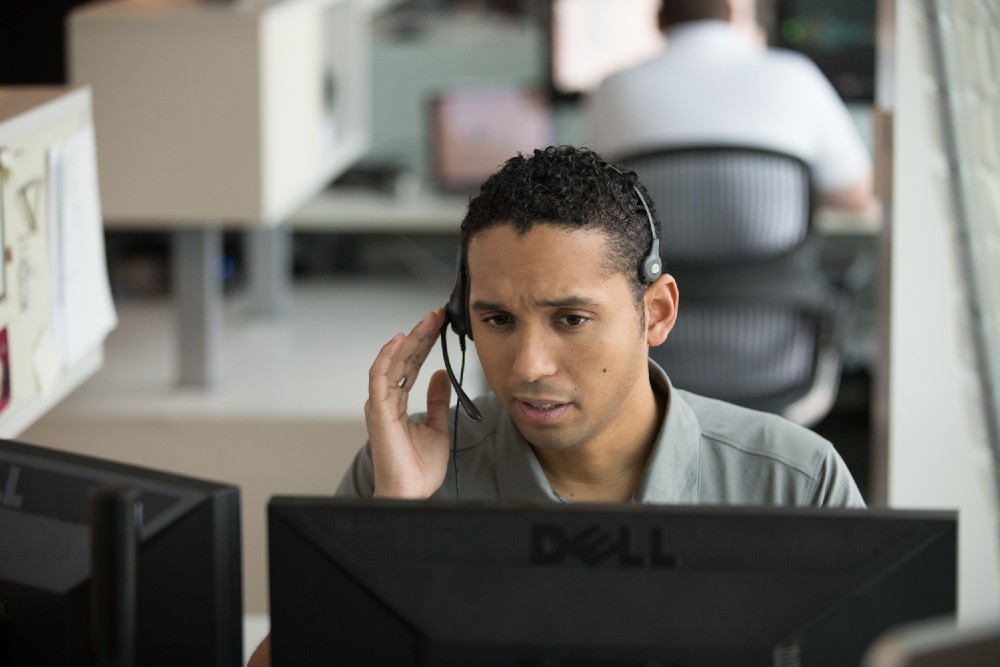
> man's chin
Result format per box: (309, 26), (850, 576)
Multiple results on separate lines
(514, 420), (584, 453)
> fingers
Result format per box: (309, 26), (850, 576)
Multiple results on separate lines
(368, 308), (445, 417)
(368, 333), (405, 416)
(384, 308), (445, 394)
(424, 369), (453, 434)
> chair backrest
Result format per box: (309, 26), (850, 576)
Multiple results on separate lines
(618, 145), (840, 426)
(618, 145), (814, 265)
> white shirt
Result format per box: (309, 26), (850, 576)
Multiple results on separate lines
(585, 21), (872, 192)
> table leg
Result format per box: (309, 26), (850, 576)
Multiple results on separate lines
(245, 224), (291, 317)
(173, 228), (222, 388)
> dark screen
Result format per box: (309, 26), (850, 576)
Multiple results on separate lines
(772, 0), (877, 101)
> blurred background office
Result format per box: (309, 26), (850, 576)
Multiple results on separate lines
(1, 0), (997, 656)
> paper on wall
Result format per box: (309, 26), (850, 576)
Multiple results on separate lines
(46, 125), (117, 369)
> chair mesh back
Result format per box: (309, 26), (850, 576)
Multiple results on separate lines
(619, 146), (835, 419)
(653, 304), (817, 403)
(622, 147), (812, 263)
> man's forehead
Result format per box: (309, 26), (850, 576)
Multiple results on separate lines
(467, 224), (626, 291)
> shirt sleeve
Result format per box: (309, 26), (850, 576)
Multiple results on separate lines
(807, 444), (867, 508)
(335, 444), (375, 498)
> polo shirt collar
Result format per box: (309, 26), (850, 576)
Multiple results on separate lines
(633, 361), (701, 504)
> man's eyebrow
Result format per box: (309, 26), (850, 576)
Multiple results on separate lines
(470, 300), (505, 313)
(537, 296), (602, 309)
(470, 296), (601, 312)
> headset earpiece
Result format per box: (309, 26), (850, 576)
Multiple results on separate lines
(441, 250), (482, 422)
(642, 237), (662, 284)
(633, 184), (662, 284)
(445, 254), (472, 340)
(609, 165), (662, 286)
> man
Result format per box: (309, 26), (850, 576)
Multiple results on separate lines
(585, 0), (878, 214)
(339, 145), (864, 506)
(248, 145), (863, 667)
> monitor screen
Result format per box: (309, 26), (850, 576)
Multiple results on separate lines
(0, 438), (243, 666)
(429, 83), (555, 193)
(546, 0), (665, 99)
(267, 498), (957, 666)
(771, 0), (877, 102)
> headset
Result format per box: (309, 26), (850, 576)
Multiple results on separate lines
(439, 178), (662, 425)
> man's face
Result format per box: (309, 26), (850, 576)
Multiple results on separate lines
(467, 223), (653, 453)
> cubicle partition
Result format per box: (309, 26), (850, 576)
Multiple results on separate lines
(0, 86), (113, 437)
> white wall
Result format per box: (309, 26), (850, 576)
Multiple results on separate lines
(886, 0), (1000, 624)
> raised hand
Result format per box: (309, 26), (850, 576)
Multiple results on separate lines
(364, 308), (454, 499)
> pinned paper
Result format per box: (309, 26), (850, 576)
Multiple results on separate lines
(18, 178), (41, 231)
(46, 125), (118, 369)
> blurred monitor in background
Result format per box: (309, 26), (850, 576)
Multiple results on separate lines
(429, 83), (554, 192)
(770, 0), (877, 102)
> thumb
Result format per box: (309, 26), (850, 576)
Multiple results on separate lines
(424, 369), (453, 434)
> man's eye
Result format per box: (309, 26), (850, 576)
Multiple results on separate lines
(483, 315), (511, 327)
(561, 315), (590, 327)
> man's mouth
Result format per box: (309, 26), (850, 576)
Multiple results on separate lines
(516, 399), (571, 424)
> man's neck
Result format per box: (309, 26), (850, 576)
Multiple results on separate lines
(534, 382), (668, 503)
(544, 462), (646, 504)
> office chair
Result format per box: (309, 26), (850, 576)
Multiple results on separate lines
(619, 145), (850, 427)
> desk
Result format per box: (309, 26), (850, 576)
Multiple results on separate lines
(291, 185), (469, 234)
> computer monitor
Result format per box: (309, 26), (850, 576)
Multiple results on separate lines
(267, 498), (957, 666)
(429, 83), (554, 193)
(771, 0), (877, 102)
(0, 438), (243, 666)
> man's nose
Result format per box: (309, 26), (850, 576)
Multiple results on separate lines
(511, 327), (558, 382)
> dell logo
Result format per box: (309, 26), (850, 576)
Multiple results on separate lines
(530, 524), (678, 568)
(0, 464), (24, 510)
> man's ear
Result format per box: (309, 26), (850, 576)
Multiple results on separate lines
(645, 274), (678, 347)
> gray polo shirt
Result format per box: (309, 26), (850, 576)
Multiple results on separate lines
(336, 361), (866, 507)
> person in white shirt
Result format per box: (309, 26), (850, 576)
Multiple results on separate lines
(585, 0), (877, 214)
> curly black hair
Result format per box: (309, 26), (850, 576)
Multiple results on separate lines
(461, 145), (661, 310)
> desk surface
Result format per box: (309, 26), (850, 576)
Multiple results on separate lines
(290, 185), (470, 233)
(289, 185), (884, 237)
